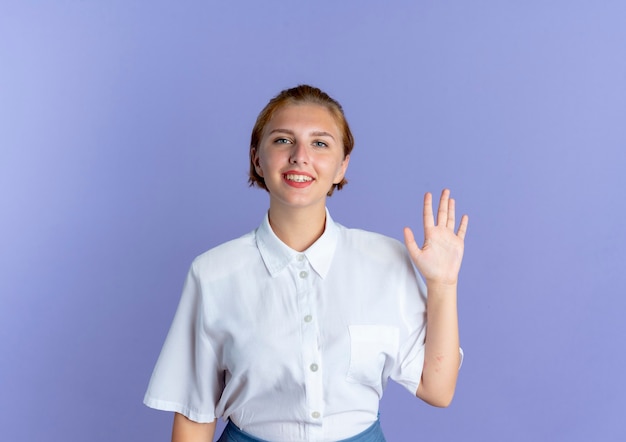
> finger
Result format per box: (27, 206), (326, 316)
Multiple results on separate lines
(403, 226), (422, 257)
(437, 189), (450, 226)
(457, 214), (469, 240)
(423, 192), (435, 229)
(447, 197), (456, 230)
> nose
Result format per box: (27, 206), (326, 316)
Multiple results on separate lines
(289, 142), (309, 165)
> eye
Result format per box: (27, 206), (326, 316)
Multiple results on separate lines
(313, 140), (328, 148)
(274, 137), (292, 144)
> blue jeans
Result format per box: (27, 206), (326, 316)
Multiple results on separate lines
(217, 419), (386, 442)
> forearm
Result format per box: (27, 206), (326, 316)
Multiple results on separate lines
(416, 281), (460, 407)
(172, 413), (216, 442)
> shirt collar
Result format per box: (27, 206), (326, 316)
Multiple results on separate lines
(255, 208), (339, 279)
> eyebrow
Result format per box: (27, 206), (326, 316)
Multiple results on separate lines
(268, 129), (336, 140)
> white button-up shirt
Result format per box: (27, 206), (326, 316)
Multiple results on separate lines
(144, 210), (428, 441)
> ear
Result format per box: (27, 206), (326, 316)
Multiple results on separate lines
(252, 147), (263, 177)
(333, 154), (350, 184)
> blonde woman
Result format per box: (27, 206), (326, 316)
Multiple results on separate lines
(144, 85), (468, 442)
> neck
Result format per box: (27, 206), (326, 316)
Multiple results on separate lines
(267, 202), (327, 252)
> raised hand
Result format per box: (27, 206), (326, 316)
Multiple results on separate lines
(403, 189), (468, 286)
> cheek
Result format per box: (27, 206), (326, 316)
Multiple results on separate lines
(331, 157), (348, 176)
(257, 149), (282, 174)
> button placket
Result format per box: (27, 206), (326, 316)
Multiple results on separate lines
(293, 256), (323, 429)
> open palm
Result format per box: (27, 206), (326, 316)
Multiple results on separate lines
(403, 189), (469, 286)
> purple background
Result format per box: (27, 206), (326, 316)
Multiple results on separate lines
(1, 1), (625, 441)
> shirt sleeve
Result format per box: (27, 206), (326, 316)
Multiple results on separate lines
(388, 251), (429, 395)
(143, 261), (222, 423)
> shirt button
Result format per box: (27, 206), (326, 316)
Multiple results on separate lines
(297, 254), (305, 262)
(310, 363), (318, 372)
(304, 315), (312, 323)
(299, 270), (308, 279)
(311, 411), (320, 419)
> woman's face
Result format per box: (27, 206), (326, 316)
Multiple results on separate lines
(253, 103), (350, 212)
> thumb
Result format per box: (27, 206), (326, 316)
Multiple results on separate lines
(403, 227), (422, 258)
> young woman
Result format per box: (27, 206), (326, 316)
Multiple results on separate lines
(144, 85), (469, 442)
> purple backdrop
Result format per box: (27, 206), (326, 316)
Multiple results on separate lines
(1, 1), (625, 441)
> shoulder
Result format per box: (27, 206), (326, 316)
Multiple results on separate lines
(330, 221), (426, 295)
(190, 230), (259, 279)
(335, 222), (407, 261)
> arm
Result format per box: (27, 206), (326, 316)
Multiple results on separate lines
(172, 413), (216, 442)
(403, 189), (468, 407)
(415, 280), (460, 407)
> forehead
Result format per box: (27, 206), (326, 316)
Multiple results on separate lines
(264, 103), (342, 134)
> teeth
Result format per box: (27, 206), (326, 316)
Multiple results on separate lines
(285, 174), (313, 183)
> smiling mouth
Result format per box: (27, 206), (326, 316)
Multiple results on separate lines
(284, 173), (313, 183)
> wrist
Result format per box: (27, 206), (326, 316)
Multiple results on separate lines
(425, 280), (458, 298)
(425, 278), (458, 290)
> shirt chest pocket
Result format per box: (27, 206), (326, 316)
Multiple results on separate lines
(346, 325), (399, 391)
